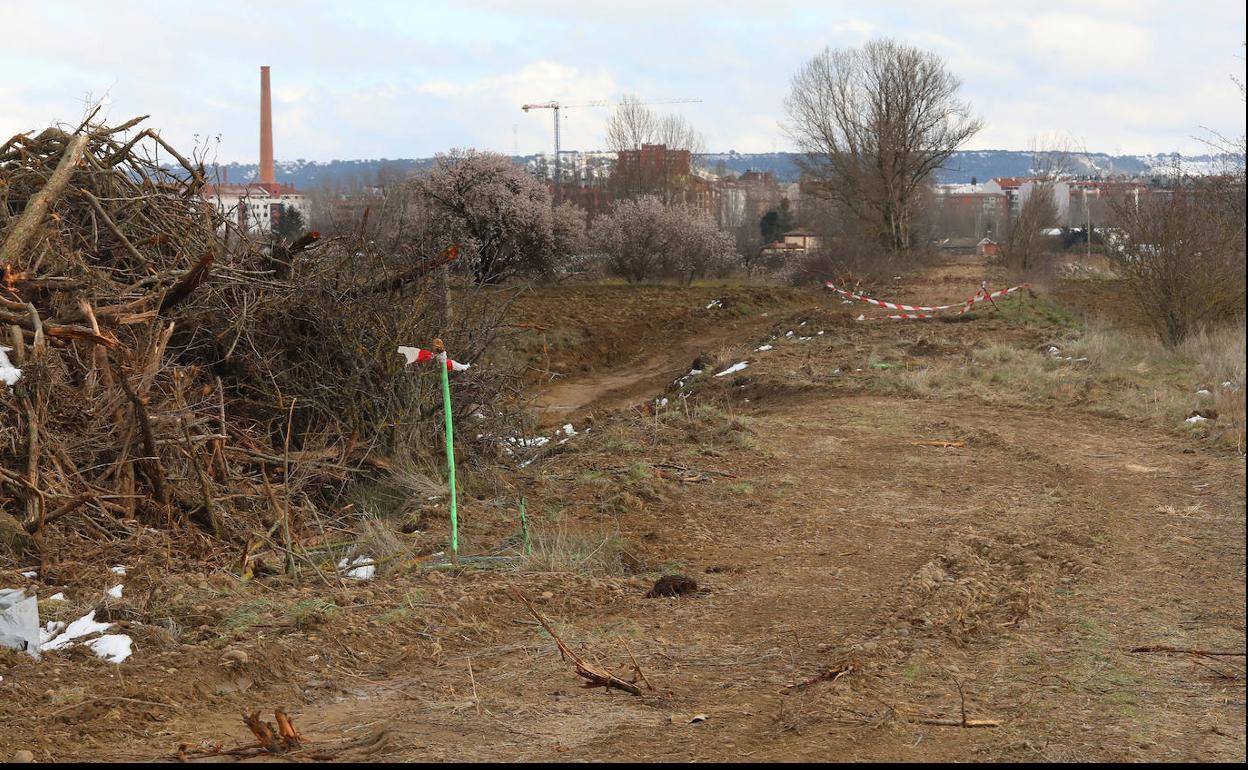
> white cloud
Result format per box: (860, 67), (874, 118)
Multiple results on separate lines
(0, 1), (1242, 159)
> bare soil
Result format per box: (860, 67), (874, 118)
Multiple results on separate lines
(2, 257), (1243, 762)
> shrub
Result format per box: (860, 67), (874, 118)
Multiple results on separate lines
(1108, 178), (1246, 346)
(591, 196), (735, 283)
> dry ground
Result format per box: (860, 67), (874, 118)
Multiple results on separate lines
(2, 256), (1244, 762)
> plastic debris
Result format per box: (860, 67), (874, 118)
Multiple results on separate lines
(106, 584), (123, 599)
(0, 589), (41, 658)
(39, 610), (134, 663)
(88, 634), (133, 664)
(755, 344), (773, 352)
(40, 610), (113, 652)
(714, 361), (749, 377)
(0, 346), (21, 389)
(337, 556), (376, 580)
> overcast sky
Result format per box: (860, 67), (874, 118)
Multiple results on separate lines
(3, 1), (1244, 163)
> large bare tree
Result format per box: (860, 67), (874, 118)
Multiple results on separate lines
(784, 38), (982, 253)
(605, 95), (704, 154)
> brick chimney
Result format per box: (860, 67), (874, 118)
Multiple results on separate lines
(259, 65), (275, 187)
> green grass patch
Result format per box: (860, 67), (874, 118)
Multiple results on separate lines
(289, 598), (339, 629)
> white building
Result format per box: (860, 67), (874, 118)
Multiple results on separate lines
(203, 183), (312, 234)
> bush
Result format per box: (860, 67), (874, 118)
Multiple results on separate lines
(411, 150), (586, 284)
(1108, 178), (1246, 346)
(591, 196), (735, 283)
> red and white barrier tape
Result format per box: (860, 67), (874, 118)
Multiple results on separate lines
(397, 345), (470, 371)
(825, 282), (1031, 321)
(824, 282), (971, 312)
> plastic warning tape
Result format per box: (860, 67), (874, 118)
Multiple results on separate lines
(824, 282), (972, 312)
(826, 282), (1032, 321)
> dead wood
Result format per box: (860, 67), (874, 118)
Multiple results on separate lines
(1129, 645), (1246, 657)
(1, 115), (520, 570)
(515, 590), (644, 695)
(0, 133), (88, 267)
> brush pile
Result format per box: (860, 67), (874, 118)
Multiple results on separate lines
(1, 117), (517, 566)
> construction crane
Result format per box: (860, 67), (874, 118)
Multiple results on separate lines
(521, 98), (701, 207)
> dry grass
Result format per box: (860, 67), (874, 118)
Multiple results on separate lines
(521, 526), (632, 576)
(883, 322), (1246, 453)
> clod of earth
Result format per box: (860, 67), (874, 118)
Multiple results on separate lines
(645, 574), (698, 598)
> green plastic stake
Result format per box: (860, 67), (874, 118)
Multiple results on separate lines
(435, 340), (458, 562)
(519, 496), (531, 556)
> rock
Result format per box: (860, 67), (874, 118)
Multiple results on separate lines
(12, 750), (34, 762)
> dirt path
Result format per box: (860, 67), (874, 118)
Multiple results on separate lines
(529, 297), (788, 427)
(145, 394), (1241, 762)
(532, 330), (726, 426)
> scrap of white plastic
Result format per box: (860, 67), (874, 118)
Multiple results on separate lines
(40, 610), (113, 652)
(88, 634), (133, 664)
(715, 361), (749, 377)
(1, 346), (21, 389)
(337, 556), (376, 580)
(0, 589), (41, 659)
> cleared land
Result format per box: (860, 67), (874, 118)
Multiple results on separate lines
(1, 255), (1244, 762)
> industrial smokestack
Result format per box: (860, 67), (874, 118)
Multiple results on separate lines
(259, 65), (275, 186)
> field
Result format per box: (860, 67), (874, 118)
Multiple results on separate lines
(2, 254), (1244, 762)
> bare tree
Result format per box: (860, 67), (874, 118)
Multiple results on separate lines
(999, 136), (1073, 274)
(605, 95), (705, 154)
(784, 38), (982, 253)
(605, 95), (659, 152)
(654, 114), (706, 156)
(1002, 182), (1059, 275)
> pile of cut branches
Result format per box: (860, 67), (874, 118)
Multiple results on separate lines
(1, 117), (520, 566)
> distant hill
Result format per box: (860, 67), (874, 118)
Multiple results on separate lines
(698, 150), (1239, 183)
(208, 150), (1240, 191)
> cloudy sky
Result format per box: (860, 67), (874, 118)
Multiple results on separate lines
(3, 1), (1244, 163)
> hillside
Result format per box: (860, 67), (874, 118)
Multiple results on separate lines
(208, 150), (1241, 190)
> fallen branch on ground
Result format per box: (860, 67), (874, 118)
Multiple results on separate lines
(514, 590), (643, 695)
(919, 673), (1001, 728)
(1128, 645), (1246, 657)
(172, 709), (321, 761)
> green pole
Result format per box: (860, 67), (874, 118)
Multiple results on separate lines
(435, 340), (458, 562)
